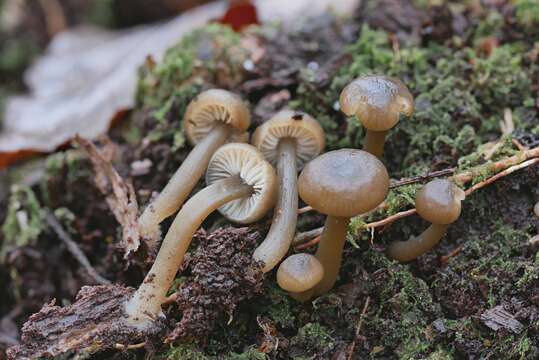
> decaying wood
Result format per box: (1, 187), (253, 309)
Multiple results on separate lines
(6, 285), (165, 359)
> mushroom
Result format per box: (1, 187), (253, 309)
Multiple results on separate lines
(297, 149), (389, 297)
(277, 253), (324, 300)
(534, 201), (539, 218)
(138, 89), (251, 237)
(251, 110), (325, 272)
(386, 179), (465, 262)
(125, 143), (276, 326)
(339, 75), (414, 157)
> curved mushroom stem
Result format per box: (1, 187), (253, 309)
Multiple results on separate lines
(253, 138), (298, 272)
(138, 122), (231, 237)
(386, 223), (449, 262)
(126, 175), (252, 326)
(364, 130), (387, 158)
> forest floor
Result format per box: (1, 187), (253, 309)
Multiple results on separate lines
(1, 0), (539, 359)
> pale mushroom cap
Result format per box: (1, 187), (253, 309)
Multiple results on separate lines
(416, 179), (465, 225)
(206, 143), (277, 224)
(298, 149), (389, 217)
(339, 75), (414, 131)
(184, 89), (251, 145)
(534, 202), (539, 218)
(277, 253), (324, 292)
(251, 110), (325, 168)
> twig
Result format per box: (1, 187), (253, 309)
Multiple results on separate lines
(390, 168), (455, 188)
(295, 235), (321, 250)
(114, 342), (146, 350)
(363, 208), (417, 229)
(463, 158), (539, 196)
(440, 244), (464, 265)
(293, 227), (323, 245)
(298, 206), (313, 214)
(454, 147), (539, 184)
(44, 210), (111, 285)
(347, 296), (370, 360)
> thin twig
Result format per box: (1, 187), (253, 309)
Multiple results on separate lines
(44, 209), (111, 285)
(114, 342), (146, 350)
(463, 158), (539, 196)
(347, 296), (371, 360)
(297, 206), (313, 214)
(363, 208), (417, 229)
(390, 168), (455, 188)
(295, 235), (321, 250)
(440, 244), (464, 265)
(293, 227), (323, 245)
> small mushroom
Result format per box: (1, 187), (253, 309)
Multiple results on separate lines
(138, 89), (251, 237)
(339, 75), (414, 157)
(251, 110), (325, 272)
(534, 201), (539, 218)
(386, 179), (465, 262)
(297, 149), (389, 297)
(277, 253), (324, 300)
(126, 143), (276, 325)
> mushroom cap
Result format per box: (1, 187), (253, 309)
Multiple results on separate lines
(251, 110), (325, 168)
(339, 75), (414, 131)
(298, 149), (389, 217)
(184, 89), (251, 145)
(534, 202), (539, 218)
(206, 143), (277, 224)
(277, 253), (324, 293)
(415, 179), (465, 225)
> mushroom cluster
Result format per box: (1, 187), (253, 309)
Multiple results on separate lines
(125, 74), (468, 326)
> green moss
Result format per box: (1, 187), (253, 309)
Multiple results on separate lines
(160, 344), (208, 360)
(362, 251), (441, 358)
(290, 323), (334, 358)
(292, 23), (538, 177)
(1, 185), (44, 262)
(260, 285), (296, 328)
(224, 347), (267, 360)
(515, 0), (539, 27)
(135, 24), (248, 146)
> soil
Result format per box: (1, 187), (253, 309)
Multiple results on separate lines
(1, 0), (539, 359)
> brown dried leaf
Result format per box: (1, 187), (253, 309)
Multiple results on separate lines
(74, 136), (145, 258)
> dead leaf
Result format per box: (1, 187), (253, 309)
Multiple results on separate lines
(74, 136), (145, 259)
(0, 0), (359, 164)
(0, 2), (229, 154)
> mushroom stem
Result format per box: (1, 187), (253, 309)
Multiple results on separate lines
(386, 223), (449, 262)
(138, 122), (231, 236)
(312, 216), (350, 296)
(126, 175), (252, 325)
(253, 138), (298, 272)
(363, 130), (387, 158)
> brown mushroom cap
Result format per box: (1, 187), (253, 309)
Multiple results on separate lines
(251, 110), (325, 168)
(415, 179), (465, 225)
(298, 149), (389, 217)
(184, 89), (251, 145)
(277, 253), (324, 293)
(206, 143), (277, 224)
(339, 75), (414, 131)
